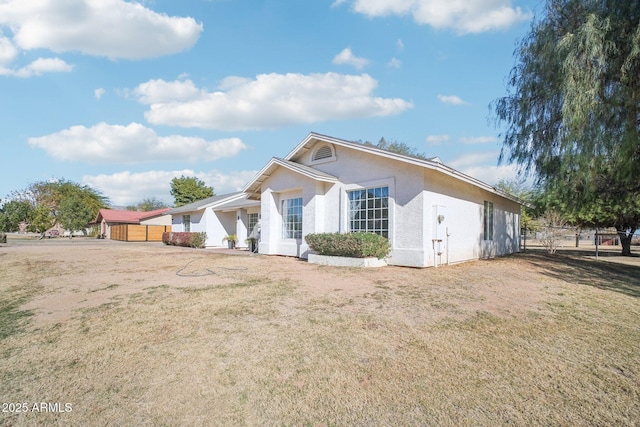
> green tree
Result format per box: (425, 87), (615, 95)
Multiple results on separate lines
(7, 179), (109, 236)
(30, 204), (56, 237)
(57, 196), (95, 238)
(0, 199), (34, 232)
(170, 176), (214, 207)
(128, 197), (168, 212)
(493, 0), (640, 255)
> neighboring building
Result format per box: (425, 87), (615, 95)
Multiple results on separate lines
(168, 192), (261, 248)
(240, 132), (523, 267)
(93, 208), (172, 241)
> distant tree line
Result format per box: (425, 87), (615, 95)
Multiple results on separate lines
(0, 175), (216, 235)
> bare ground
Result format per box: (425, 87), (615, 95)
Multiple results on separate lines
(1, 237), (639, 426)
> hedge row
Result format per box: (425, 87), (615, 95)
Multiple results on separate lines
(162, 232), (207, 248)
(305, 232), (390, 259)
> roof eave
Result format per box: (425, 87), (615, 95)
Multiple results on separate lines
(242, 157), (338, 200)
(284, 132), (524, 206)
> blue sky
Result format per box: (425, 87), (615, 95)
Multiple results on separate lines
(0, 0), (540, 206)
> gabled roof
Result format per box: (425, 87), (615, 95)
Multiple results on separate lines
(94, 208), (171, 225)
(167, 192), (245, 215)
(243, 157), (338, 199)
(282, 132), (524, 205)
(212, 196), (261, 212)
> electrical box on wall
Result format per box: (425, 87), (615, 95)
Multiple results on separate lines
(432, 205), (448, 267)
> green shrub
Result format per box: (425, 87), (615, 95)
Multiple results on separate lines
(162, 232), (207, 248)
(305, 232), (391, 259)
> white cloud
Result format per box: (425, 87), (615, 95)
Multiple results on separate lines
(0, 33), (17, 65)
(28, 122), (247, 164)
(387, 57), (402, 68)
(346, 0), (530, 34)
(0, 0), (202, 61)
(426, 134), (450, 145)
(0, 57), (74, 77)
(135, 73), (413, 131)
(83, 169), (258, 206)
(94, 88), (106, 100)
(459, 136), (498, 144)
(447, 151), (518, 185)
(437, 94), (468, 105)
(332, 48), (370, 70)
(448, 151), (498, 169)
(458, 164), (520, 186)
(396, 39), (404, 50)
(133, 78), (203, 104)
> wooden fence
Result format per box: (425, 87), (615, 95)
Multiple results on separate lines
(110, 224), (171, 242)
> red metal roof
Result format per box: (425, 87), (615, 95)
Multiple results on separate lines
(94, 208), (171, 224)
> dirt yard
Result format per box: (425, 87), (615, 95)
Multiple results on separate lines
(1, 236), (639, 426)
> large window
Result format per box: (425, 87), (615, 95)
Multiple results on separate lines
(247, 213), (259, 237)
(348, 186), (389, 237)
(483, 201), (494, 241)
(282, 198), (303, 239)
(183, 215), (191, 232)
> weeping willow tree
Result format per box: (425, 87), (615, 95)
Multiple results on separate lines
(493, 0), (640, 255)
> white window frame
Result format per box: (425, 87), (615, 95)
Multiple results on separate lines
(183, 214), (191, 232)
(483, 201), (494, 241)
(347, 186), (389, 238)
(281, 197), (303, 239)
(247, 212), (259, 237)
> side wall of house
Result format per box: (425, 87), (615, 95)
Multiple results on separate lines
(423, 168), (521, 265)
(140, 215), (172, 226)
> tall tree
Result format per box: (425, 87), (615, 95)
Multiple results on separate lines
(57, 196), (95, 238)
(493, 0), (640, 255)
(7, 179), (109, 235)
(0, 199), (34, 232)
(170, 176), (214, 207)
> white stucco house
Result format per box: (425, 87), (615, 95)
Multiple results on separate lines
(170, 132), (523, 267)
(168, 192), (261, 249)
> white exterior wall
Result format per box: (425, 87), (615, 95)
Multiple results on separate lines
(140, 215), (172, 226)
(299, 144), (428, 267)
(256, 140), (521, 268)
(259, 169), (315, 257)
(171, 210), (220, 247)
(210, 210), (236, 247)
(423, 169), (521, 265)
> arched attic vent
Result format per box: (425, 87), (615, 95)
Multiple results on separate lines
(311, 144), (334, 162)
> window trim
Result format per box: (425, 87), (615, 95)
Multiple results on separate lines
(183, 214), (191, 232)
(247, 212), (259, 239)
(281, 197), (303, 239)
(483, 201), (494, 241)
(347, 185), (390, 238)
(309, 143), (336, 165)
(342, 178), (394, 241)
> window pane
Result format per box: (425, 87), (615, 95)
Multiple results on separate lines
(483, 201), (494, 241)
(347, 186), (389, 237)
(282, 197), (303, 239)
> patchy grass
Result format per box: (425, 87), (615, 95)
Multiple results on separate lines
(0, 243), (639, 426)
